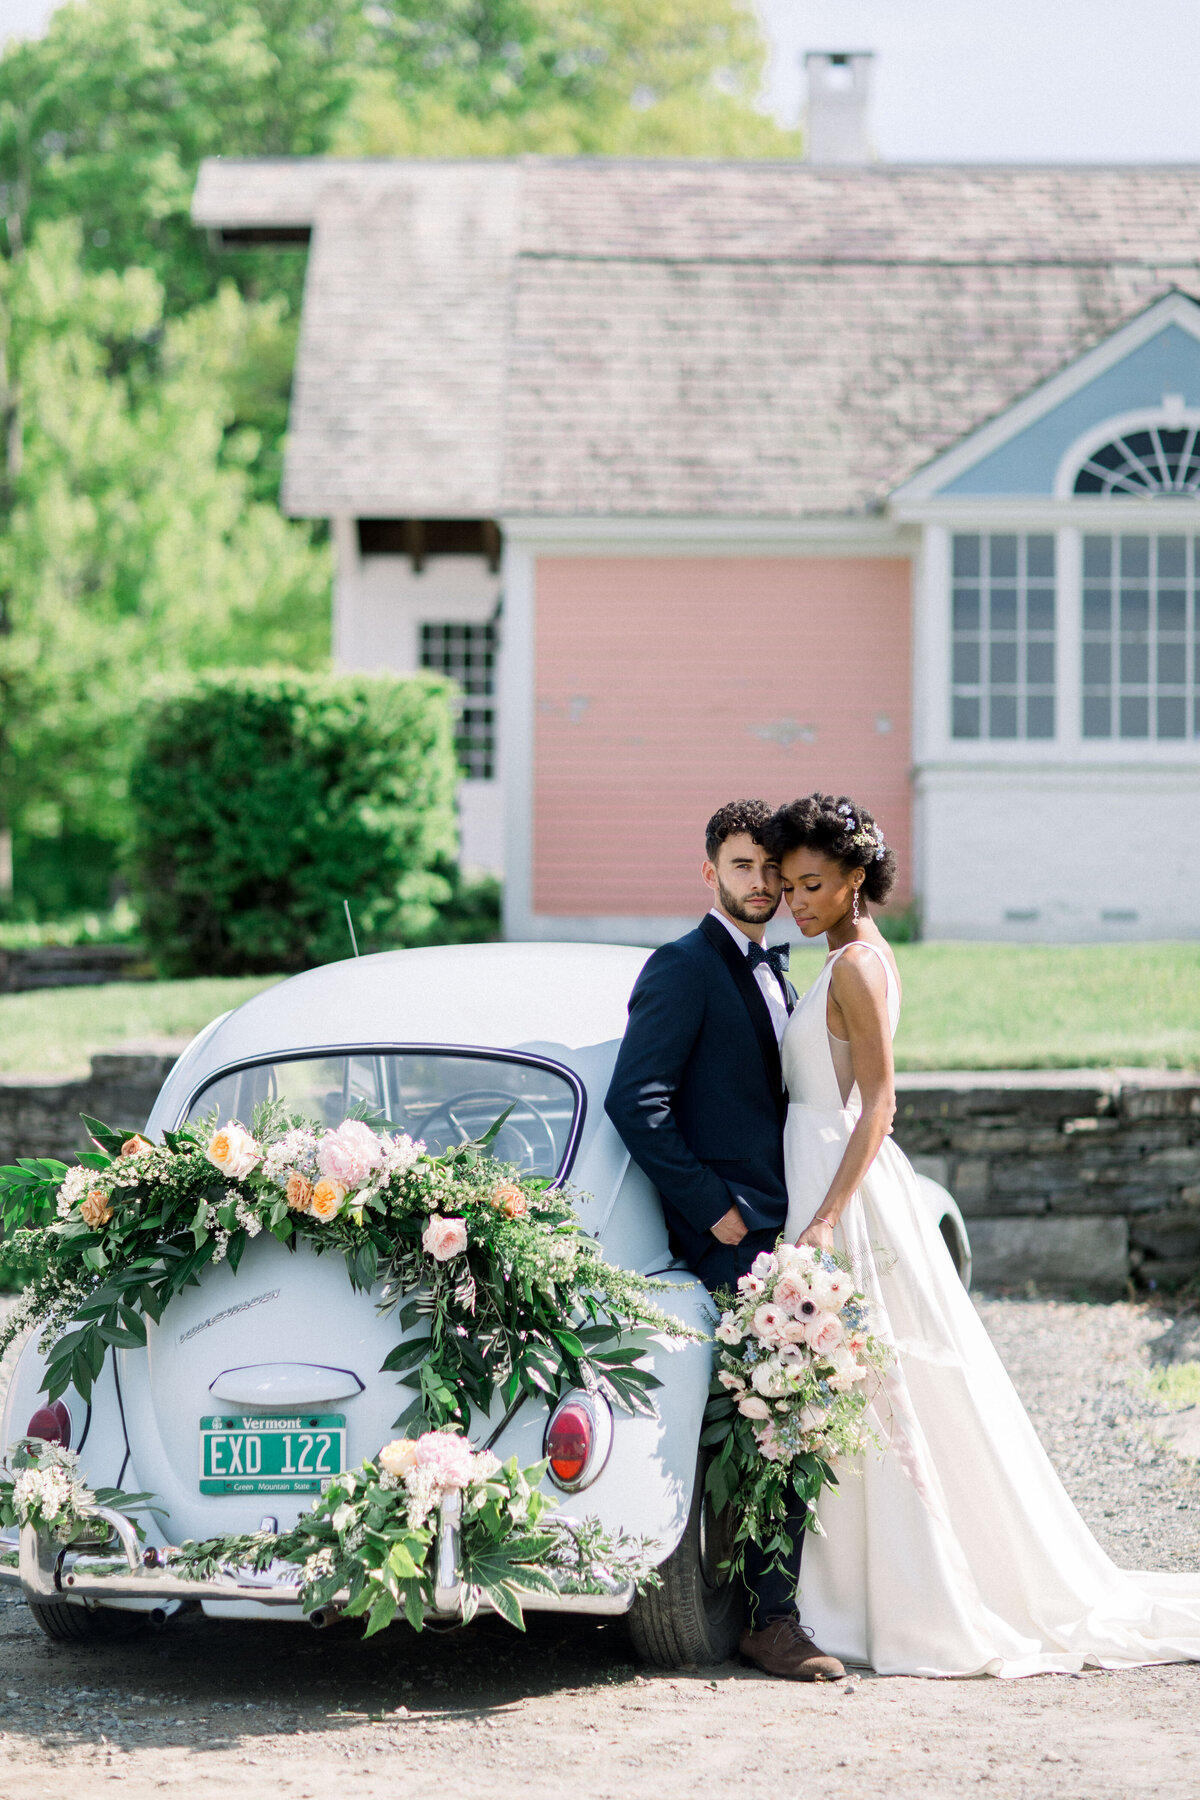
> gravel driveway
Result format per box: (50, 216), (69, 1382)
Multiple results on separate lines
(1, 1295), (1199, 1800)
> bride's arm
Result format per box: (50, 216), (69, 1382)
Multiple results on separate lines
(795, 945), (896, 1250)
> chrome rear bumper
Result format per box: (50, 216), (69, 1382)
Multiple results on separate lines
(0, 1499), (635, 1621)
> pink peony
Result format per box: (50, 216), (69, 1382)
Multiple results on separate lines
(779, 1318), (811, 1345)
(751, 1303), (788, 1345)
(805, 1312), (845, 1358)
(318, 1119), (386, 1188)
(737, 1395), (772, 1420)
(413, 1431), (477, 1489)
(422, 1214), (469, 1262)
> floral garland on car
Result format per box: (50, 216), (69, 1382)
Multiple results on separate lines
(169, 1432), (657, 1634)
(0, 1106), (695, 1431)
(0, 1433), (657, 1630)
(0, 1436), (158, 1549)
(701, 1243), (893, 1584)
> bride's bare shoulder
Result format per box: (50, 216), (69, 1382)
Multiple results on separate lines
(830, 941), (897, 1002)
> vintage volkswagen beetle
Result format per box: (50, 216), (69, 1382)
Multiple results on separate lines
(0, 941), (970, 1660)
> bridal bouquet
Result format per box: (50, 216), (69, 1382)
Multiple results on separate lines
(701, 1242), (892, 1583)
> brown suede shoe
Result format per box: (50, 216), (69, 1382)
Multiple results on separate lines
(739, 1615), (846, 1681)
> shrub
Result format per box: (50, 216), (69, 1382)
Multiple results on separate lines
(128, 672), (458, 975)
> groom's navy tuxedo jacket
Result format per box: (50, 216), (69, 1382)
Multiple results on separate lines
(604, 913), (790, 1294)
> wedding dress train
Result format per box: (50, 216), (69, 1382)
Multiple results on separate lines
(782, 941), (1200, 1677)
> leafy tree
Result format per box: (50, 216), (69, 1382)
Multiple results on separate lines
(0, 222), (329, 891)
(341, 0), (801, 157)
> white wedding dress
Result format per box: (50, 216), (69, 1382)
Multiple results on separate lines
(782, 940), (1200, 1678)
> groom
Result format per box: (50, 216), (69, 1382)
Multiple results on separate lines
(605, 800), (845, 1682)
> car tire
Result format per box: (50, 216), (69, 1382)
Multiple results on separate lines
(628, 1456), (742, 1667)
(28, 1599), (146, 1644)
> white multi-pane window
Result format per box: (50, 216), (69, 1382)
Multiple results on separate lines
(419, 622), (497, 778)
(1082, 534), (1198, 739)
(951, 533), (1057, 739)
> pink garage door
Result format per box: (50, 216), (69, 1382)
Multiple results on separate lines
(533, 556), (912, 919)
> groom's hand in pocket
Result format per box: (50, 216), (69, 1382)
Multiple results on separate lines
(711, 1203), (748, 1245)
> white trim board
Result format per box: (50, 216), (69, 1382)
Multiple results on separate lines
(891, 292), (1200, 504)
(500, 515), (910, 557)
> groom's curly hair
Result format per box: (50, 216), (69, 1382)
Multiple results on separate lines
(704, 799), (773, 862)
(764, 793), (898, 904)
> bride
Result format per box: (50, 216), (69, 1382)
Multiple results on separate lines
(764, 791), (1200, 1678)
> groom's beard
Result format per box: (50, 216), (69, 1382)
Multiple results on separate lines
(715, 876), (779, 925)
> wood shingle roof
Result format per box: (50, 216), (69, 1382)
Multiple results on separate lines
(192, 157), (1200, 519)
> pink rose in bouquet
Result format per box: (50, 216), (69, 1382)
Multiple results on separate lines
(805, 1312), (845, 1358)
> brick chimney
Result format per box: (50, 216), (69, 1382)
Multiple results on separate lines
(804, 52), (875, 165)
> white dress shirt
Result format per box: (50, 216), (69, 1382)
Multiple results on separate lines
(708, 908), (791, 1045)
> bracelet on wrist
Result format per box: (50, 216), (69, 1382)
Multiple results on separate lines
(816, 1214), (836, 1228)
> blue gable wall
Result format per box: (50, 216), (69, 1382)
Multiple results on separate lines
(940, 321), (1200, 496)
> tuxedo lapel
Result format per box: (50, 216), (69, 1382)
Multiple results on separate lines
(698, 914), (786, 1114)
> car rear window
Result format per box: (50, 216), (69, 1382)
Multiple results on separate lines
(186, 1050), (582, 1180)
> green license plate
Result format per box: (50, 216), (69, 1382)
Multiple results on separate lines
(199, 1414), (346, 1495)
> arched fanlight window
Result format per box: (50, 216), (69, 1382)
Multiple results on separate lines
(1074, 424), (1200, 495)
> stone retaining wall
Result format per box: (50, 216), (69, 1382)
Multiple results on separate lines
(0, 1052), (180, 1170)
(893, 1070), (1200, 1293)
(2, 1054), (1198, 1293)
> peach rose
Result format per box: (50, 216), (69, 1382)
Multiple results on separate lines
(310, 1178), (347, 1222)
(378, 1439), (419, 1479)
(805, 1312), (845, 1359)
(119, 1134), (153, 1158)
(422, 1215), (469, 1262)
(206, 1121), (260, 1180)
(80, 1189), (113, 1229)
(285, 1171), (314, 1214)
(493, 1181), (528, 1219)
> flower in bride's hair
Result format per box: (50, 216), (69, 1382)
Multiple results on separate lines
(737, 1395), (772, 1420)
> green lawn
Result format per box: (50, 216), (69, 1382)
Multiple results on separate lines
(788, 941), (1200, 1071)
(2, 943), (1199, 1078)
(0, 977), (282, 1078)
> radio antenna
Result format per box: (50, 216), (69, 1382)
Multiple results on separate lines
(343, 899), (360, 957)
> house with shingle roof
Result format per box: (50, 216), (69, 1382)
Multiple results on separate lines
(193, 154), (1200, 943)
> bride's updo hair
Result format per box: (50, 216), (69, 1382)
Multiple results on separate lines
(764, 793), (897, 905)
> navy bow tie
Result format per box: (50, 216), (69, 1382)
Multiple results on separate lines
(746, 941), (790, 980)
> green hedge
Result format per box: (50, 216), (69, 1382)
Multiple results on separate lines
(128, 672), (459, 975)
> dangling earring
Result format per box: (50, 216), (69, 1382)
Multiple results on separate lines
(852, 885), (860, 924)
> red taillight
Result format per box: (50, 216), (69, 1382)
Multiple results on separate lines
(26, 1402), (71, 1449)
(545, 1402), (591, 1485)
